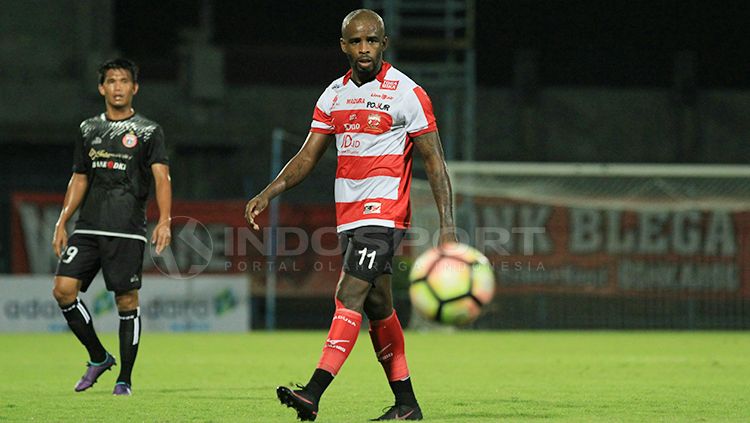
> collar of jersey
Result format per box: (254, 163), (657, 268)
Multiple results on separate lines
(343, 61), (391, 86)
(100, 111), (137, 122)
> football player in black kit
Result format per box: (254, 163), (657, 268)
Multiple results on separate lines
(51, 59), (172, 396)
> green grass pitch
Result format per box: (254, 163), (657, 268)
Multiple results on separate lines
(1, 331), (749, 422)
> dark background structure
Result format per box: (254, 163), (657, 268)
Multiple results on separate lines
(115, 0), (750, 87)
(1, 0), (749, 280)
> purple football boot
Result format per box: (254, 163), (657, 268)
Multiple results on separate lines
(112, 382), (132, 396)
(74, 353), (116, 392)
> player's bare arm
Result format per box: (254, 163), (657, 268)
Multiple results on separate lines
(151, 163), (172, 255)
(413, 130), (457, 245)
(245, 132), (333, 230)
(53, 173), (89, 257)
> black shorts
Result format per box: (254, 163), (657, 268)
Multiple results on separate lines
(55, 233), (145, 294)
(339, 226), (405, 284)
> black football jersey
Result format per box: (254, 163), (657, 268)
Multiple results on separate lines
(72, 113), (169, 239)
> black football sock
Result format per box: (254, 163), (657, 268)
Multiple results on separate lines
(390, 377), (418, 407)
(60, 298), (108, 363)
(305, 368), (334, 401)
(116, 307), (141, 385)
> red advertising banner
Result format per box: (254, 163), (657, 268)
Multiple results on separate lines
(11, 192), (340, 297)
(469, 197), (750, 298)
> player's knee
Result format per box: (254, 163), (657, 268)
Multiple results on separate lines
(364, 285), (393, 321)
(335, 277), (370, 313)
(52, 287), (76, 305)
(335, 290), (365, 313)
(364, 297), (393, 321)
(115, 290), (139, 311)
(52, 278), (78, 305)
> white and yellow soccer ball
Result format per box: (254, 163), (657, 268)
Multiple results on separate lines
(408, 242), (495, 325)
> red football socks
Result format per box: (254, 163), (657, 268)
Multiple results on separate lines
(316, 307), (362, 376)
(369, 311), (410, 381)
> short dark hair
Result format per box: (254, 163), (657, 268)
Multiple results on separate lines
(98, 58), (139, 84)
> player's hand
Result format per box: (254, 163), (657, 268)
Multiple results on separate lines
(245, 195), (269, 230)
(151, 219), (172, 255)
(52, 223), (68, 258)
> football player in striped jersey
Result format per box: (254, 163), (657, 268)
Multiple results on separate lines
(246, 9), (456, 421)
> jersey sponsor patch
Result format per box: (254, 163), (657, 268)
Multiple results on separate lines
(92, 160), (127, 170)
(380, 79), (399, 90)
(122, 133), (138, 148)
(364, 202), (382, 215)
(332, 110), (392, 135)
(370, 92), (393, 100)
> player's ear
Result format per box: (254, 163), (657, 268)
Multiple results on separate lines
(340, 38), (347, 54)
(382, 35), (388, 51)
(98, 84), (106, 96)
(133, 82), (139, 95)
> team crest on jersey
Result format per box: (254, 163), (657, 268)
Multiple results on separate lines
(364, 202), (382, 215)
(367, 113), (382, 130)
(122, 133), (138, 148)
(380, 79), (399, 90)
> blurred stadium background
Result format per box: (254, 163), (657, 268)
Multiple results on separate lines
(2, 0), (750, 336)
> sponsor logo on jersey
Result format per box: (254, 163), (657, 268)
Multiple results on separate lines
(347, 97), (365, 105)
(380, 79), (399, 90)
(92, 137), (103, 145)
(366, 101), (390, 111)
(349, 113), (357, 121)
(92, 160), (127, 170)
(364, 202), (382, 215)
(122, 133), (138, 148)
(341, 134), (361, 149)
(371, 92), (394, 100)
(89, 148), (132, 161)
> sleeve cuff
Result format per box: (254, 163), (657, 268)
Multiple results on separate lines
(408, 126), (437, 138)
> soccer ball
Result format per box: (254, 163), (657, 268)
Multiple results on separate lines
(408, 242), (495, 325)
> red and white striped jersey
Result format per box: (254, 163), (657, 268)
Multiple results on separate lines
(310, 62), (437, 232)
